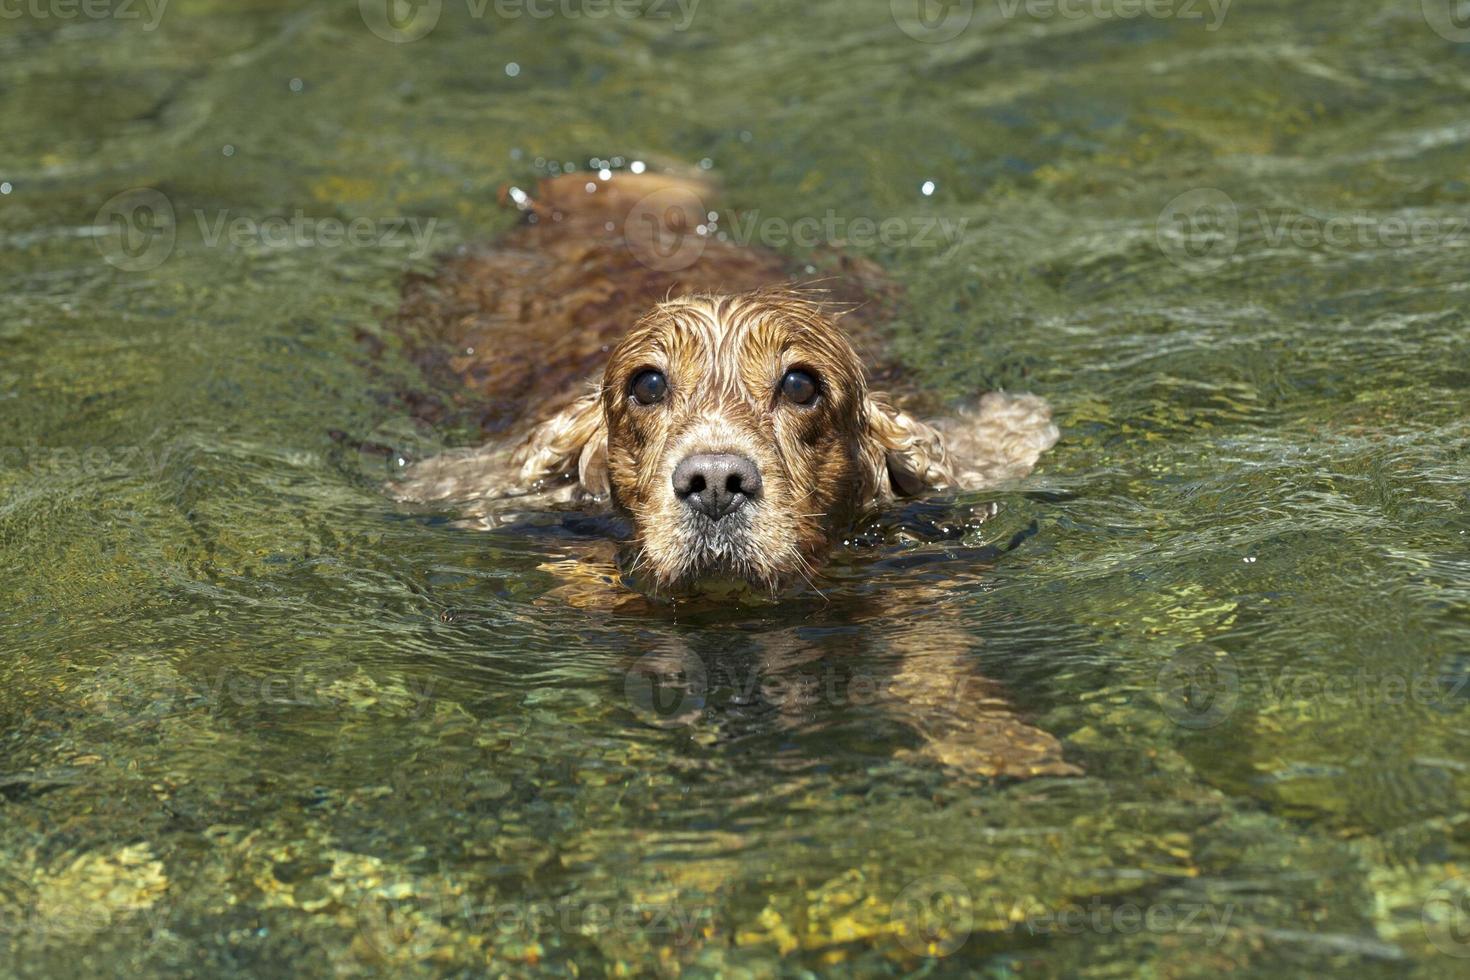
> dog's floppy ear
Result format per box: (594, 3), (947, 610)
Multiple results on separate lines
(859, 394), (956, 503)
(511, 390), (610, 497)
(859, 391), (1061, 503)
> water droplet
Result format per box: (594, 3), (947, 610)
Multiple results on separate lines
(630, 160), (647, 174)
(739, 130), (753, 143)
(288, 77), (304, 93)
(699, 158), (714, 170)
(585, 182), (597, 193)
(0, 182), (11, 195)
(921, 180), (937, 196)
(222, 144), (236, 157)
(598, 168), (612, 181)
(505, 62), (521, 77)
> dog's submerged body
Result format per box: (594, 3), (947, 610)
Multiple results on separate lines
(391, 169), (1059, 595)
(382, 168), (1075, 778)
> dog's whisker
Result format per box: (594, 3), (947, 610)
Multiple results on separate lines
(788, 549), (829, 602)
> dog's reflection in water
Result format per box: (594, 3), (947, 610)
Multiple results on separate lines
(520, 524), (1077, 780)
(389, 167), (1075, 779)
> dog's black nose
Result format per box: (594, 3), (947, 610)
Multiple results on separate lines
(672, 453), (762, 520)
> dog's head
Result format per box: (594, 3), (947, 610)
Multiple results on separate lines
(512, 291), (961, 594)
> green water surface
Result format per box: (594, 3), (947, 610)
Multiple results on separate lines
(2, 0), (1469, 976)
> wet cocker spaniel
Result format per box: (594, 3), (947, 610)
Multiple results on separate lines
(389, 170), (1059, 597)
(381, 168), (1074, 778)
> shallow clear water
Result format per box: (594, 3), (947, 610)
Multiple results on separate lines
(2, 0), (1469, 975)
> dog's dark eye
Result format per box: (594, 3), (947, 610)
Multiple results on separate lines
(630, 369), (668, 405)
(779, 369), (819, 406)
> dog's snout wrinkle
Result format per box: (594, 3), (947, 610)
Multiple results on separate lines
(672, 453), (762, 520)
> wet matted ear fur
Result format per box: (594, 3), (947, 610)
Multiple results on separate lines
(860, 391), (1060, 504)
(859, 395), (956, 502)
(389, 390), (609, 509)
(509, 390), (610, 498)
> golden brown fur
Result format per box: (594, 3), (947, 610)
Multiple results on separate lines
(389, 170), (903, 437)
(390, 170), (1058, 594)
(380, 167), (1074, 778)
